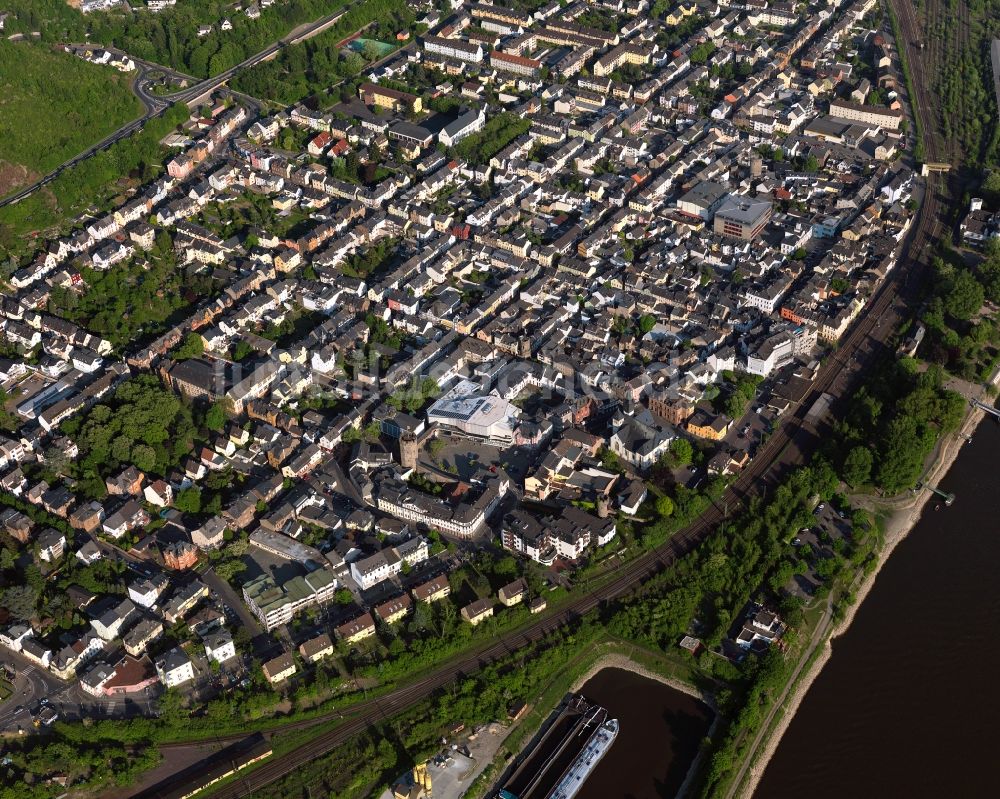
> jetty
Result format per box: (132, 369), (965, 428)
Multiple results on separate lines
(969, 397), (1000, 420)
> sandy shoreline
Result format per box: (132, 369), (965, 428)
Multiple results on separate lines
(735, 398), (988, 799)
(570, 652), (706, 703)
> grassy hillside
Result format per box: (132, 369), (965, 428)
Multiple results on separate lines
(0, 103), (190, 262)
(0, 39), (142, 195)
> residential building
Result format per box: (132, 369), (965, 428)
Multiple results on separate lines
(336, 612), (376, 644)
(155, 648), (195, 687)
(411, 576), (451, 604)
(461, 598), (494, 625)
(299, 633), (335, 664)
(242, 568), (338, 630)
(203, 629), (237, 664)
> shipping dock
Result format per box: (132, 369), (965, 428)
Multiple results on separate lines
(495, 695), (619, 799)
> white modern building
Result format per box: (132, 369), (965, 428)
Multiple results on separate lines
(242, 568), (338, 631)
(349, 537), (429, 591)
(439, 108), (487, 148)
(427, 381), (520, 444)
(128, 575), (169, 609)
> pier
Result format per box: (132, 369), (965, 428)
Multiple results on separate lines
(927, 485), (955, 506)
(970, 397), (1000, 420)
(969, 397), (1000, 420)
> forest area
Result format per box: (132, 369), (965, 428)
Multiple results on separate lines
(0, 0), (360, 79)
(0, 103), (189, 260)
(0, 39), (141, 195)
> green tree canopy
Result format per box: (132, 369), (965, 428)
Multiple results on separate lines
(62, 375), (197, 478)
(841, 445), (873, 487)
(205, 402), (227, 432)
(174, 487), (202, 514)
(655, 495), (675, 518)
(670, 437), (694, 465)
(943, 270), (984, 321)
(1, 584), (38, 620)
(172, 332), (204, 361)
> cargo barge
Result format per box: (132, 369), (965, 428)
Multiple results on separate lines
(495, 695), (619, 799)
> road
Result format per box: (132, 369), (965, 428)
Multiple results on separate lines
(200, 567), (266, 647)
(0, 648), (81, 733)
(131, 163), (945, 798)
(0, 6), (353, 210)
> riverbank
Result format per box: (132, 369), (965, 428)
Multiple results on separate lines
(735, 397), (989, 799)
(570, 652), (705, 703)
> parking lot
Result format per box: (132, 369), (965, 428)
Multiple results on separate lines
(785, 501), (854, 600)
(423, 435), (535, 483)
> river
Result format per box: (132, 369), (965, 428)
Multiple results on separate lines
(756, 415), (1000, 797)
(577, 667), (712, 799)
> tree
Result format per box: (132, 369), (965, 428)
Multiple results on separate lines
(67, 375), (196, 478)
(981, 171), (1000, 205)
(724, 392), (749, 420)
(335, 588), (354, 605)
(655, 495), (675, 517)
(841, 446), (873, 487)
(232, 340), (253, 361)
(131, 444), (157, 472)
(172, 332), (204, 360)
(205, 402), (226, 432)
(978, 257), (1000, 303)
(875, 414), (933, 493)
(174, 487), (202, 514)
(638, 314), (657, 334)
(1, 584), (38, 620)
(943, 270), (984, 321)
(670, 438), (694, 465)
(214, 558), (247, 583)
(363, 421), (382, 443)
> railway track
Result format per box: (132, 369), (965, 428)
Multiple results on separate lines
(890, 0), (945, 161)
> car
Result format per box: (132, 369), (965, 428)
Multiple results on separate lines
(817, 503), (825, 511)
(792, 538), (802, 546)
(13, 705), (23, 714)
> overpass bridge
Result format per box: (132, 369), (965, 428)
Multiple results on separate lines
(920, 162), (952, 176)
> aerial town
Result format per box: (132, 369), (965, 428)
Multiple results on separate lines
(1, 0), (911, 723)
(0, 0), (970, 793)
